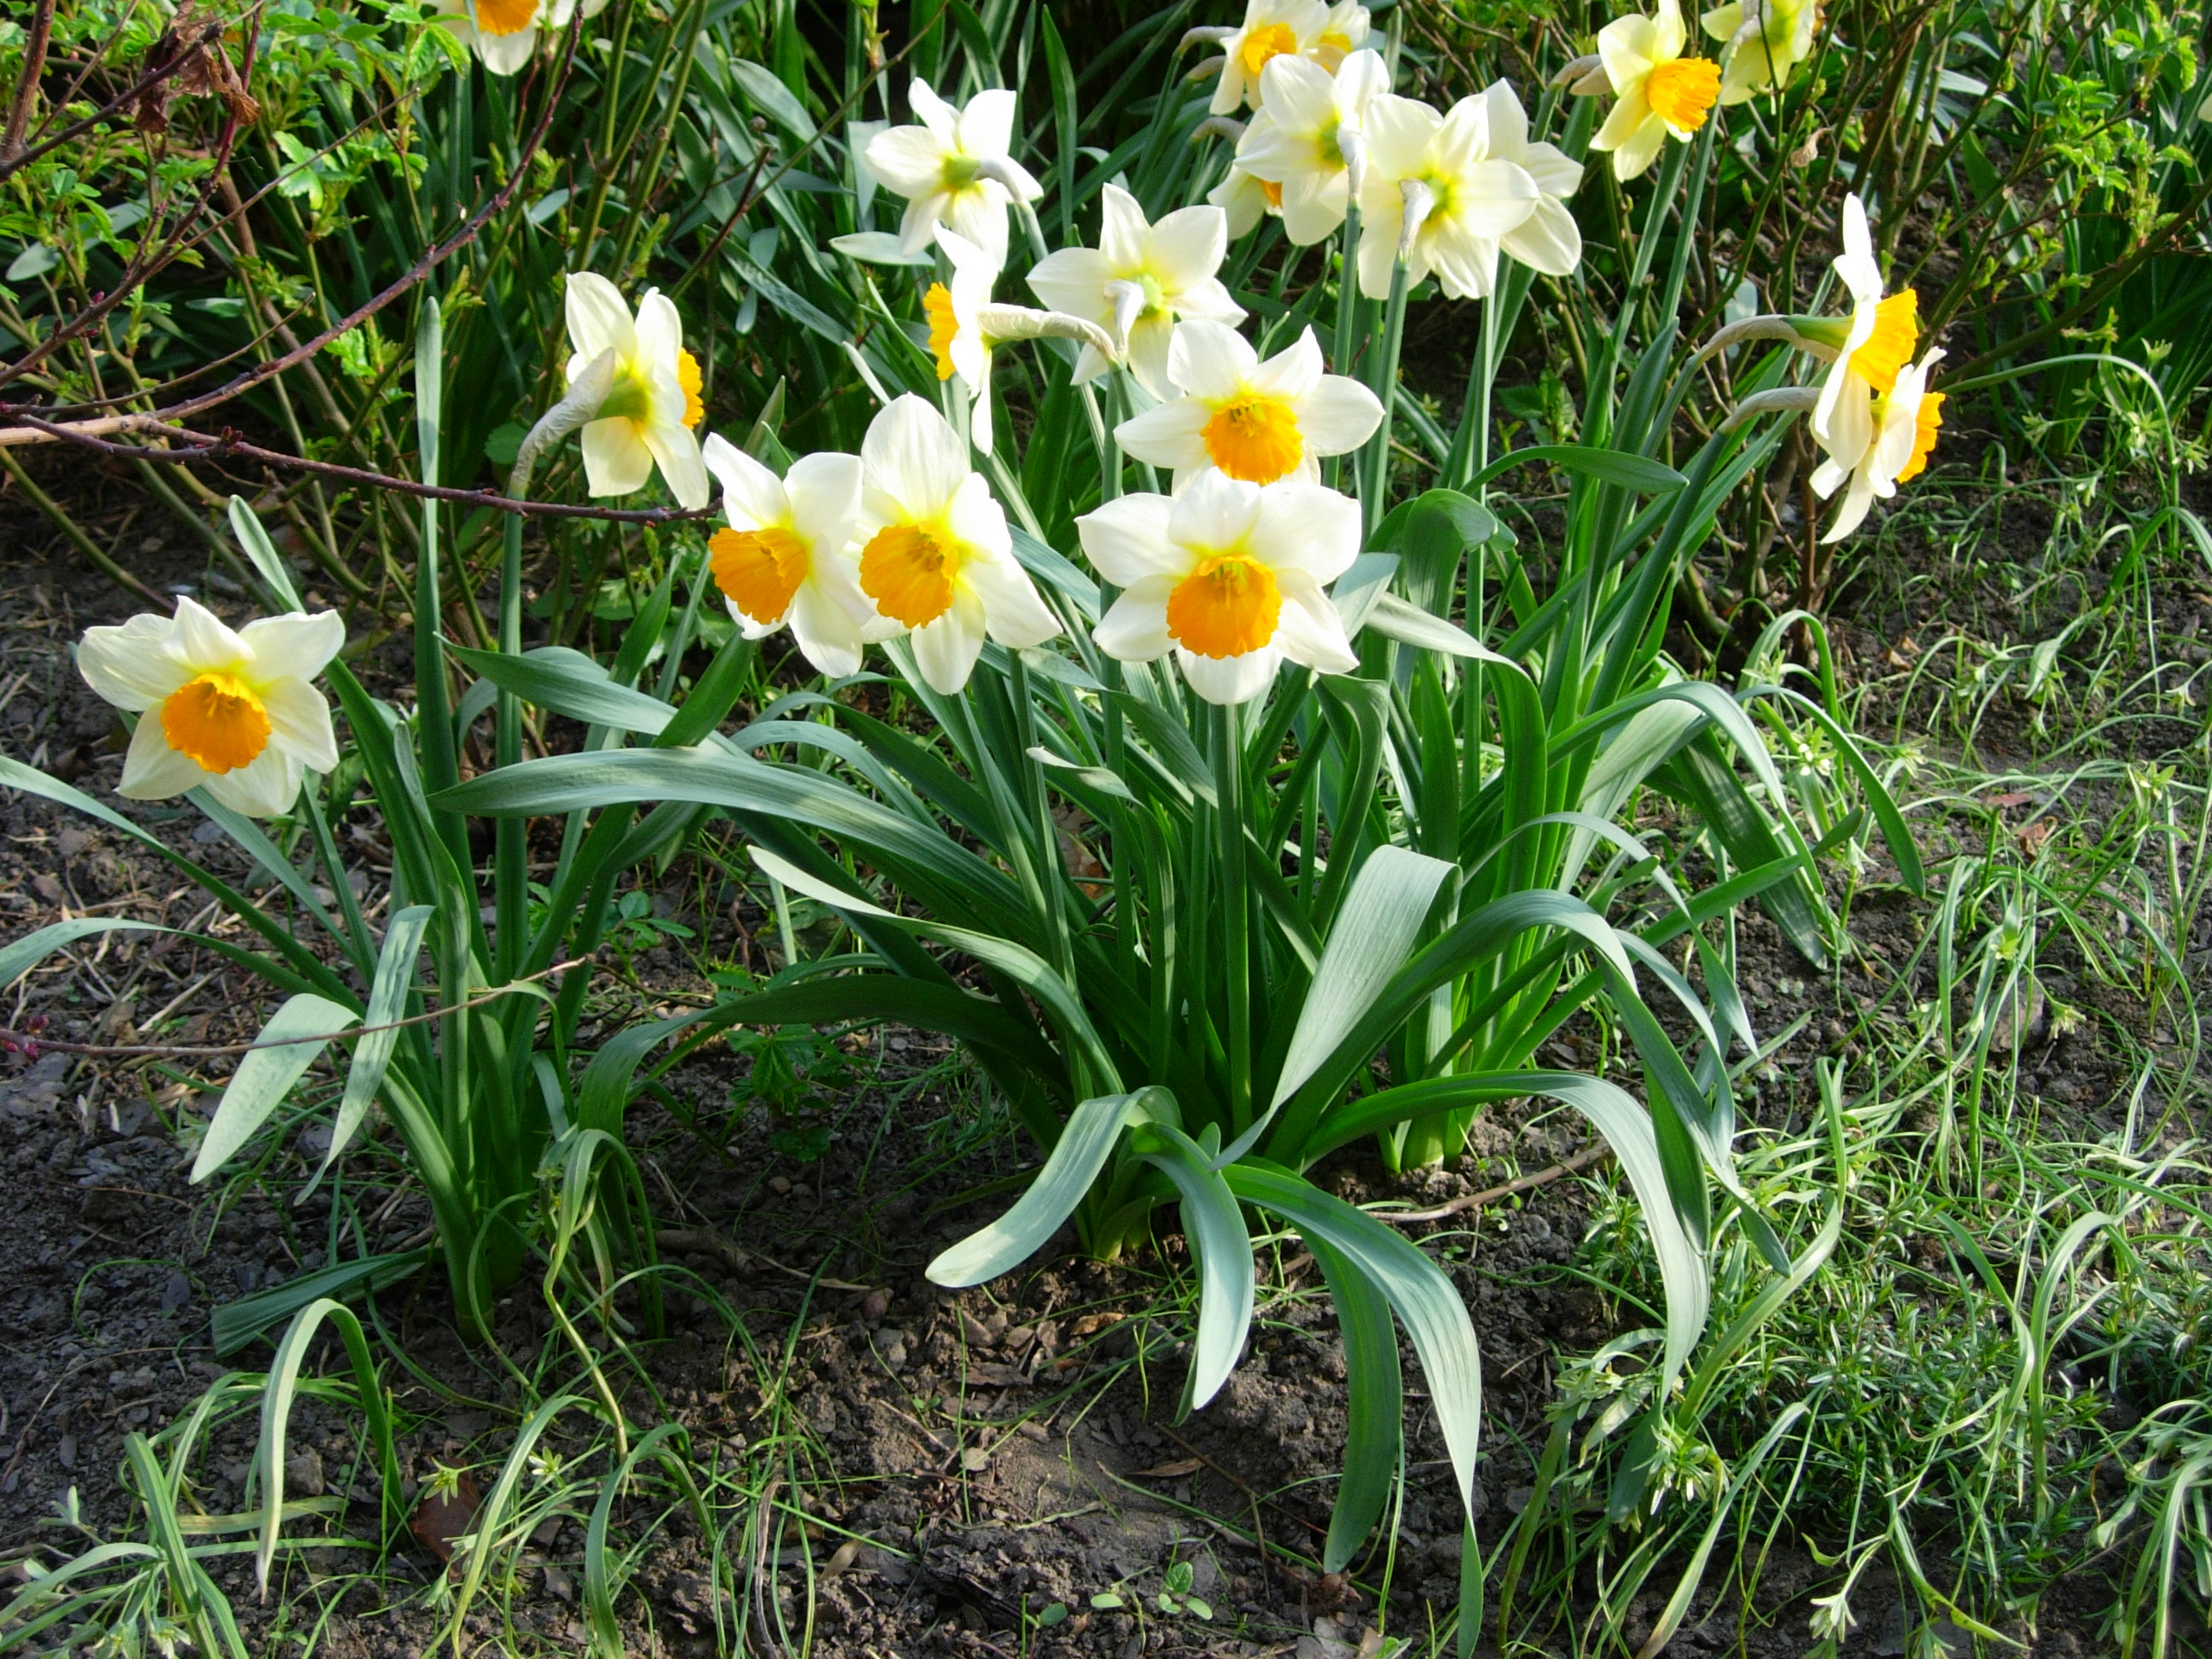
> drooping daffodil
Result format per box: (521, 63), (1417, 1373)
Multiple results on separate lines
(1358, 84), (1581, 300)
(863, 80), (1044, 263)
(562, 272), (711, 509)
(1811, 347), (1945, 542)
(1206, 0), (1331, 114)
(1114, 321), (1383, 491)
(1234, 48), (1392, 245)
(1079, 470), (1360, 706)
(701, 435), (878, 679)
(1208, 161), (1284, 239)
(925, 227), (1121, 453)
(1701, 0), (1819, 103)
(1313, 2), (1373, 69)
(1589, 0), (1724, 180)
(1025, 186), (1246, 399)
(853, 396), (1062, 695)
(1811, 195), (1921, 484)
(429, 0), (607, 76)
(78, 597), (344, 818)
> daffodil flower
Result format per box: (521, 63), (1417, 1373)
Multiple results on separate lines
(923, 227), (1120, 454)
(1700, 0), (1819, 103)
(429, 0), (606, 75)
(1025, 186), (1245, 399)
(853, 396), (1062, 694)
(1234, 48), (1392, 245)
(562, 272), (711, 509)
(1113, 321), (1383, 490)
(864, 80), (1045, 263)
(1078, 470), (1360, 706)
(77, 598), (344, 818)
(1811, 348), (1944, 542)
(1208, 162), (1284, 239)
(701, 434), (877, 679)
(1313, 2), (1373, 69)
(1359, 85), (1580, 300)
(1811, 195), (1920, 481)
(1208, 0), (1331, 114)
(1589, 0), (1724, 180)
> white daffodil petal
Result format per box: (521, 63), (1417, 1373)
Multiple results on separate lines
(945, 470), (1016, 563)
(1114, 399), (1214, 471)
(259, 676), (340, 773)
(1027, 246), (1117, 320)
(172, 597), (251, 672)
(204, 748), (303, 818)
(236, 611), (346, 686)
(1076, 494), (1182, 585)
(787, 582), (866, 678)
(1251, 482), (1361, 580)
(1289, 375), (1382, 456)
(1272, 574), (1360, 674)
(119, 713), (207, 800)
(1178, 645), (1280, 705)
(641, 422), (711, 510)
(579, 417), (655, 498)
(909, 589), (989, 694)
(565, 272), (635, 366)
(783, 451), (864, 546)
(1246, 327), (1325, 400)
(864, 395), (970, 519)
(702, 432), (789, 529)
(1167, 318), (1260, 401)
(1167, 469), (1266, 550)
(964, 553), (1062, 648)
(77, 614), (194, 710)
(1093, 578), (1178, 661)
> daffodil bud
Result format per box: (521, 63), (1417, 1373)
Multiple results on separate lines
(1720, 385), (1819, 433)
(1697, 316), (1841, 367)
(1552, 52), (1610, 95)
(1179, 25), (1238, 49)
(1192, 115), (1248, 143)
(977, 305), (1120, 363)
(1336, 125), (1367, 200)
(1397, 178), (1435, 264)
(1103, 280), (1149, 355)
(512, 346), (617, 500)
(1186, 56), (1227, 83)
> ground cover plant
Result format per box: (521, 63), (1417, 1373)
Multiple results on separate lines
(0, 0), (2209, 1655)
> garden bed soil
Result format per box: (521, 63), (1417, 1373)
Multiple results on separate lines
(0, 465), (2196, 1656)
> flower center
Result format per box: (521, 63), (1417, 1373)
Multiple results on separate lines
(1895, 387), (1944, 484)
(1167, 554), (1282, 660)
(677, 350), (704, 428)
(924, 282), (960, 381)
(1201, 393), (1303, 484)
(711, 525), (812, 624)
(1260, 177), (1284, 208)
(161, 672), (271, 775)
(1645, 57), (1721, 130)
(1848, 289), (1918, 394)
(940, 154), (981, 191)
(1239, 23), (1298, 79)
(860, 523), (962, 628)
(475, 0), (538, 36)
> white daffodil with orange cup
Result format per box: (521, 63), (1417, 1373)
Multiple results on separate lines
(1078, 469), (1361, 706)
(1233, 47), (1392, 245)
(1587, 0), (1724, 180)
(562, 271), (711, 509)
(1112, 320), (1382, 490)
(77, 597), (344, 818)
(1025, 186), (1246, 400)
(701, 435), (878, 678)
(853, 396), (1062, 695)
(1810, 195), (1924, 491)
(1355, 84), (1581, 300)
(1701, 0), (1820, 102)
(429, 0), (607, 75)
(863, 79), (1045, 263)
(1810, 347), (1945, 541)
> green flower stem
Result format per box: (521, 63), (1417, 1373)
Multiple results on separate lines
(1333, 202), (1365, 380)
(494, 508), (527, 983)
(1365, 257), (1412, 538)
(1214, 699), (1251, 1135)
(1657, 117), (1720, 345)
